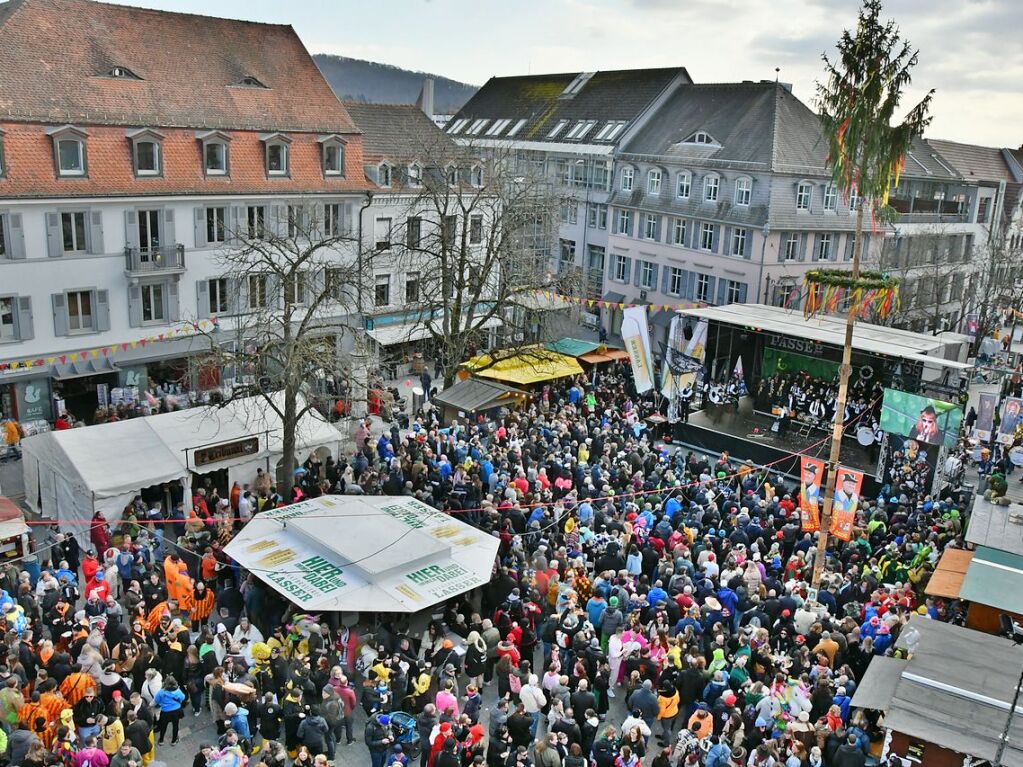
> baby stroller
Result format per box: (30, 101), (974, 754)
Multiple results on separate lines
(389, 711), (421, 759)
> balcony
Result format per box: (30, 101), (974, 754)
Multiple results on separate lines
(889, 196), (969, 224)
(124, 244), (185, 274)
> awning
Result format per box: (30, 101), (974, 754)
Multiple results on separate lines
(959, 545), (1023, 614)
(224, 495), (500, 613)
(367, 317), (503, 347)
(925, 547), (974, 598)
(851, 656), (907, 710)
(51, 356), (121, 381)
(603, 291), (626, 305)
(0, 497), (28, 541)
(432, 377), (526, 414)
(579, 351), (613, 364)
(465, 346), (584, 385)
(650, 309), (679, 328)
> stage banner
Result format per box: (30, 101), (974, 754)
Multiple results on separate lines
(974, 391), (997, 442)
(879, 388), (964, 448)
(998, 397), (1023, 445)
(829, 466), (863, 542)
(683, 318), (708, 361)
(799, 456), (825, 533)
(622, 305), (655, 393)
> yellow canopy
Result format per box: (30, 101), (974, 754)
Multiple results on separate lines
(465, 346), (584, 385)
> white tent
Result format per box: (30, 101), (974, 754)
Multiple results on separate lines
(224, 495), (500, 613)
(22, 393), (344, 530)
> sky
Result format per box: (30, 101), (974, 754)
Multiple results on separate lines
(103, 0), (1021, 148)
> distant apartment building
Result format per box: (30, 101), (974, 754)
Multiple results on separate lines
(0, 0), (369, 422)
(444, 68), (692, 332)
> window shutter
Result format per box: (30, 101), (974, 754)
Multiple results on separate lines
(7, 214), (25, 259)
(127, 285), (142, 327)
(710, 225), (720, 254)
(167, 280), (180, 321)
(51, 293), (68, 336)
(267, 274), (282, 310)
(95, 289), (110, 331)
(193, 207), (207, 248)
(46, 213), (63, 258)
(228, 277), (242, 315)
(162, 208), (176, 247)
(798, 234), (807, 262)
(722, 227), (731, 255)
(650, 263), (660, 291)
(88, 210), (104, 254)
(661, 267), (670, 294)
(739, 283), (749, 303)
(196, 279), (210, 318)
(810, 234), (820, 261)
(229, 206), (244, 244)
(16, 296), (33, 340)
(683, 270), (695, 301)
(626, 258), (636, 286)
(714, 277), (725, 305)
(778, 234), (787, 263)
(124, 210), (139, 252)
(308, 268), (327, 306)
(654, 217), (661, 242)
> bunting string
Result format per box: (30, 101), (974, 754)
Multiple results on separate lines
(0, 318), (219, 373)
(531, 289), (706, 313)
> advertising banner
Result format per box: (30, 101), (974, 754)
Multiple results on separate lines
(879, 388), (964, 448)
(683, 318), (708, 361)
(799, 456), (826, 533)
(998, 397), (1023, 445)
(829, 466), (863, 542)
(974, 391), (997, 442)
(622, 305), (656, 393)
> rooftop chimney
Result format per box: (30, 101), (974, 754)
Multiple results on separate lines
(416, 79), (435, 118)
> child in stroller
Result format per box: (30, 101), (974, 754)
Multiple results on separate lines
(388, 711), (421, 759)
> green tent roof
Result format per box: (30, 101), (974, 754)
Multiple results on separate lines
(545, 338), (602, 358)
(959, 545), (1023, 614)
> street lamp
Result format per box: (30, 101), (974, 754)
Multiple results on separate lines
(757, 222), (771, 303)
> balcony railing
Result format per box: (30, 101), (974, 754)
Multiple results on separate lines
(124, 244), (185, 273)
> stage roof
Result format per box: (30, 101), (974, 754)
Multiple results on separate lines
(680, 304), (970, 368)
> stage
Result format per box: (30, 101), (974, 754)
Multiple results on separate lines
(673, 396), (881, 494)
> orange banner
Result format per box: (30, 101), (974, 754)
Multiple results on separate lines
(799, 456), (825, 533)
(829, 466), (863, 542)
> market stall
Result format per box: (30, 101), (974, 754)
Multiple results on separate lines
(431, 377), (527, 425)
(224, 495), (500, 614)
(21, 392), (343, 531)
(464, 346), (583, 386)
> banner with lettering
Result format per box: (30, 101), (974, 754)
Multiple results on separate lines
(799, 456), (825, 533)
(622, 305), (655, 393)
(829, 466), (863, 542)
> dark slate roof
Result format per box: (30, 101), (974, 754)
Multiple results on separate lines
(927, 138), (1015, 183)
(449, 67), (690, 144)
(621, 82), (956, 183)
(0, 0), (357, 133)
(342, 102), (453, 162)
(620, 82), (818, 173)
(432, 377), (524, 413)
(903, 136), (961, 180)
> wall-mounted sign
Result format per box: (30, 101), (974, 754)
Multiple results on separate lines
(193, 436), (259, 467)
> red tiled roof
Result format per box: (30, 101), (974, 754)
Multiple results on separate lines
(0, 0), (358, 134)
(0, 122), (369, 198)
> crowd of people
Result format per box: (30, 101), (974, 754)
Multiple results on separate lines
(0, 359), (976, 767)
(753, 373), (881, 433)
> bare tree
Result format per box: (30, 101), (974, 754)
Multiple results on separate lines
(194, 203), (366, 494)
(381, 140), (568, 385)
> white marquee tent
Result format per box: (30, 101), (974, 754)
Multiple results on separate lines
(224, 495), (500, 613)
(21, 393), (344, 531)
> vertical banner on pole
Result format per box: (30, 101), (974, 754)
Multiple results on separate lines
(799, 456), (826, 532)
(974, 391), (996, 442)
(829, 466), (864, 542)
(622, 305), (655, 393)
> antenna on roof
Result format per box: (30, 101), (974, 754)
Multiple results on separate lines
(775, 67), (780, 82)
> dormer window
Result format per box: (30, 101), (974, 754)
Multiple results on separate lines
(197, 130), (231, 176)
(107, 66), (141, 80)
(470, 165), (484, 187)
(319, 135), (346, 176)
(409, 163), (423, 188)
(684, 130), (717, 145)
(235, 76), (268, 88)
(260, 133), (291, 177)
(379, 163), (392, 188)
(127, 129), (163, 177)
(446, 166), (458, 186)
(47, 126), (89, 177)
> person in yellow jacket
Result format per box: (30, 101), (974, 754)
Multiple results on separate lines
(656, 681), (680, 745)
(99, 712), (125, 756)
